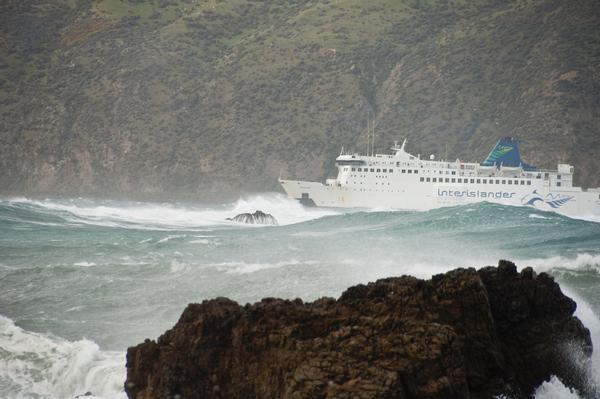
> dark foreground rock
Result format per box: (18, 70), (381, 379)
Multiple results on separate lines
(125, 260), (593, 399)
(226, 210), (278, 225)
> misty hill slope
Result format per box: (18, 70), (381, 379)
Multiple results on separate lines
(1, 0), (599, 200)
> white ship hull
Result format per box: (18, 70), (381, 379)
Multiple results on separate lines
(280, 179), (600, 218)
(280, 138), (600, 219)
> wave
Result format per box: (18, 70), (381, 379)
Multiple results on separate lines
(211, 259), (319, 275)
(0, 315), (125, 399)
(0, 194), (339, 229)
(2, 196), (598, 235)
(529, 213), (551, 220)
(516, 254), (600, 274)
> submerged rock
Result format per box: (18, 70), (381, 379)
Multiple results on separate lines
(226, 210), (278, 225)
(125, 260), (593, 399)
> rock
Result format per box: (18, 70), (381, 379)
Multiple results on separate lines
(226, 210), (278, 225)
(125, 261), (593, 399)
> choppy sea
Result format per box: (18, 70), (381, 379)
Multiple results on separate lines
(1, 194), (599, 399)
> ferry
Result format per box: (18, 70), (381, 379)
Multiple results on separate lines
(279, 137), (600, 218)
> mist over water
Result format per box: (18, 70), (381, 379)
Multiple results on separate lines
(1, 194), (599, 398)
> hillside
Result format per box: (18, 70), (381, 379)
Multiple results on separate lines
(1, 0), (599, 200)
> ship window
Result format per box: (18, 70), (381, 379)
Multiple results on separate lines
(352, 168), (356, 172)
(402, 169), (406, 173)
(426, 177), (431, 182)
(432, 178), (437, 182)
(502, 180), (506, 184)
(557, 174), (561, 180)
(482, 179), (487, 184)
(420, 177), (424, 182)
(414, 170), (418, 174)
(477, 179), (481, 184)
(358, 168), (362, 172)
(389, 169), (394, 173)
(520, 181), (525, 185)
(445, 178), (450, 183)
(370, 169), (374, 172)
(527, 181), (531, 185)
(451, 171), (456, 175)
(383, 169), (387, 173)
(377, 169), (381, 172)
(557, 182), (562, 187)
(508, 180), (512, 185)
(470, 179), (475, 184)
(496, 180), (500, 184)
(396, 162), (401, 166)
(451, 178), (456, 183)
(408, 170), (412, 174)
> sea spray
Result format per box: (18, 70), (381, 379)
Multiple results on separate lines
(565, 290), (600, 394)
(0, 315), (126, 399)
(1, 193), (338, 229)
(534, 376), (582, 399)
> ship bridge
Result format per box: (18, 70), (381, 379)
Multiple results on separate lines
(335, 155), (366, 167)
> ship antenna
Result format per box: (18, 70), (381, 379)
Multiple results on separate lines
(371, 121), (375, 156)
(366, 117), (370, 156)
(372, 120), (377, 156)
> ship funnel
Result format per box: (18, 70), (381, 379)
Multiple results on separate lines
(481, 137), (536, 171)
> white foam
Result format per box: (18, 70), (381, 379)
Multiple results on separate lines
(516, 254), (600, 274)
(0, 315), (126, 399)
(227, 193), (339, 225)
(169, 259), (189, 273)
(189, 239), (213, 245)
(534, 376), (581, 399)
(156, 234), (187, 244)
(529, 213), (551, 220)
(73, 261), (97, 267)
(212, 259), (317, 275)
(0, 193), (339, 229)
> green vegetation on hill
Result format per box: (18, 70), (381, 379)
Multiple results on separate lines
(1, 0), (599, 200)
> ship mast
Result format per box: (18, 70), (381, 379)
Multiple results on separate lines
(372, 120), (377, 156)
(366, 117), (370, 157)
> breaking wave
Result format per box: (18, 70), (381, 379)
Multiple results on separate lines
(0, 315), (125, 399)
(0, 194), (339, 229)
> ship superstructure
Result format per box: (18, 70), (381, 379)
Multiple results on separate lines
(279, 138), (600, 218)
